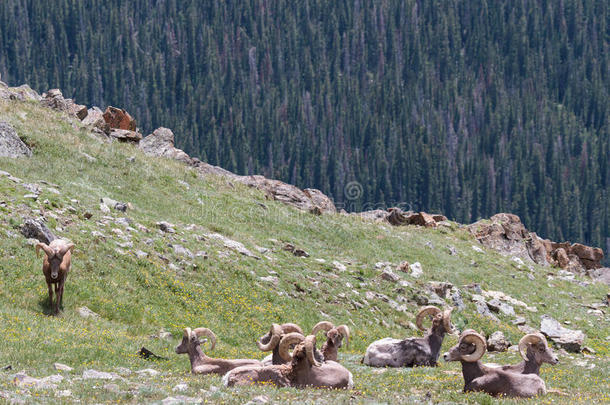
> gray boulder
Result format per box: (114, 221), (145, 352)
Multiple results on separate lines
(540, 314), (585, 352)
(0, 122), (31, 158)
(487, 331), (511, 352)
(20, 218), (56, 244)
(139, 127), (193, 165)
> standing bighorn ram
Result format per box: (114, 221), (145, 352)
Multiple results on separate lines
(443, 330), (547, 398)
(311, 321), (350, 362)
(175, 327), (262, 375)
(36, 239), (75, 314)
(223, 333), (353, 389)
(258, 323), (307, 364)
(363, 306), (455, 367)
(500, 333), (559, 375)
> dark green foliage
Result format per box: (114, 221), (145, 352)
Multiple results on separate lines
(0, 0), (607, 256)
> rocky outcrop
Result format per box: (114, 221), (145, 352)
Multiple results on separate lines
(0, 121), (31, 158)
(41, 89), (88, 120)
(0, 81), (41, 101)
(355, 207), (448, 227)
(139, 127), (193, 164)
(138, 126), (336, 213)
(103, 106), (136, 131)
(20, 218), (56, 244)
(469, 213), (604, 272)
(237, 175), (336, 214)
(82, 107), (110, 134)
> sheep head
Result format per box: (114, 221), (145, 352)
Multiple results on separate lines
(175, 327), (217, 354)
(518, 333), (558, 365)
(36, 240), (74, 280)
(257, 323), (303, 352)
(443, 329), (486, 362)
(283, 334), (322, 367)
(311, 322), (350, 348)
(416, 306), (455, 335)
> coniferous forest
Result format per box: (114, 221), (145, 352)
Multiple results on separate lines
(0, 0), (607, 255)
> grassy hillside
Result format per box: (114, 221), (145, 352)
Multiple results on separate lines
(0, 98), (608, 404)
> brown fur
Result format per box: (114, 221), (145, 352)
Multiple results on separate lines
(36, 239), (74, 314)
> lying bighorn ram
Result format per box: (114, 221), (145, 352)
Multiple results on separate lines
(443, 330), (547, 398)
(363, 306), (455, 367)
(36, 239), (75, 314)
(258, 323), (305, 364)
(175, 327), (262, 375)
(500, 333), (558, 375)
(311, 321), (350, 362)
(223, 333), (353, 389)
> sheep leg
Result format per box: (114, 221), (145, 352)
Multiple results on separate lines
(58, 280), (65, 309)
(54, 283), (60, 313)
(47, 282), (54, 309)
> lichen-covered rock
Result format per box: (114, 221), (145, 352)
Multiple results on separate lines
(41, 89), (87, 119)
(20, 218), (55, 244)
(487, 331), (511, 352)
(540, 315), (585, 352)
(103, 106), (136, 131)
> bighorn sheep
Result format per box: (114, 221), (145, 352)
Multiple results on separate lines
(443, 330), (547, 398)
(499, 333), (558, 375)
(257, 323), (305, 364)
(35, 239), (75, 314)
(311, 321), (350, 362)
(175, 327), (262, 375)
(363, 306), (455, 367)
(223, 333), (353, 389)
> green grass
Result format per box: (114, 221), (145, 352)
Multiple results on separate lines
(0, 98), (608, 404)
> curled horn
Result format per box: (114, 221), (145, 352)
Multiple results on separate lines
(35, 242), (54, 258)
(58, 242), (75, 255)
(278, 332), (305, 362)
(193, 328), (217, 350)
(311, 321), (334, 336)
(336, 325), (350, 347)
(518, 333), (546, 361)
(183, 327), (192, 338)
(442, 309), (454, 333)
(257, 323), (282, 351)
(460, 330), (486, 362)
(305, 335), (321, 367)
(415, 306), (441, 331)
(281, 323), (303, 334)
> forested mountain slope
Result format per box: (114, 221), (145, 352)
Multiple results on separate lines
(0, 0), (607, 256)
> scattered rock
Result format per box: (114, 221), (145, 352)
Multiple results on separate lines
(511, 316), (527, 326)
(352, 209), (388, 222)
(205, 233), (260, 259)
(161, 396), (201, 405)
(171, 244), (194, 258)
(12, 373), (62, 390)
(56, 390), (72, 398)
(587, 267), (610, 286)
(540, 315), (585, 352)
(109, 128), (142, 143)
(173, 383), (188, 392)
(409, 262), (423, 278)
(450, 287), (466, 311)
(259, 276), (279, 286)
(104, 383), (120, 393)
(103, 106), (136, 131)
(283, 243), (309, 257)
(0, 121), (32, 158)
(78, 306), (100, 319)
(332, 261), (347, 272)
(136, 369), (160, 377)
(53, 363), (73, 372)
(397, 261), (410, 272)
(101, 197), (128, 212)
(487, 331), (511, 352)
(83, 369), (120, 380)
(380, 267), (400, 282)
(245, 396), (270, 405)
(138, 127), (195, 164)
(475, 301), (499, 322)
(425, 281), (453, 298)
(157, 221), (176, 233)
(20, 218), (56, 244)
(486, 299), (515, 316)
